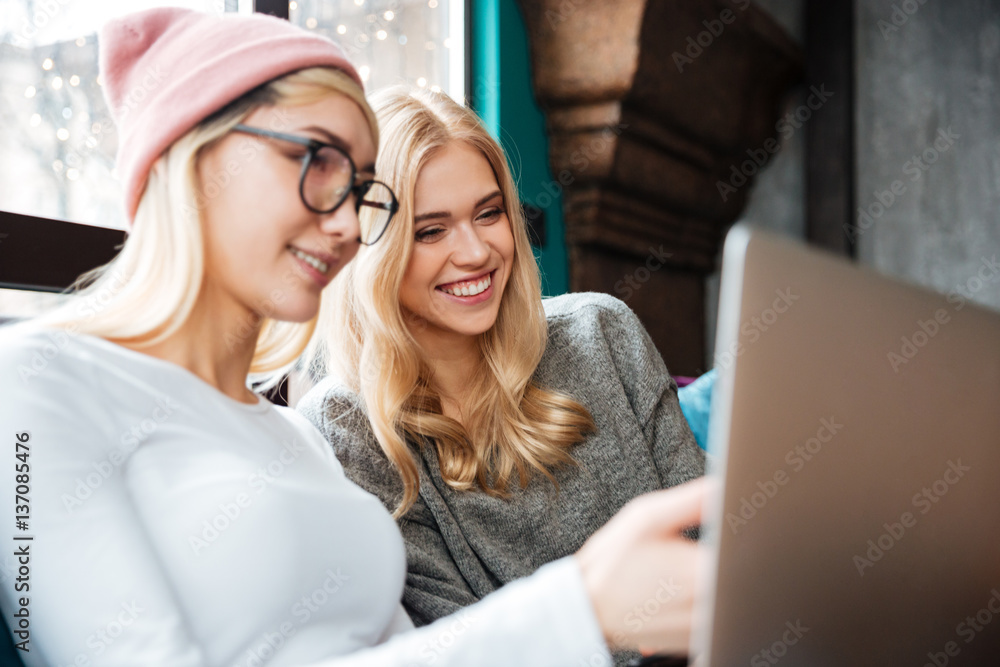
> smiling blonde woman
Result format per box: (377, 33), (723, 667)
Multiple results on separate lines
(300, 88), (706, 664)
(0, 10), (709, 666)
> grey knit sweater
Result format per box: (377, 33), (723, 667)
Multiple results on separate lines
(298, 292), (706, 663)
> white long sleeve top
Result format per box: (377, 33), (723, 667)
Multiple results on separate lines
(0, 325), (610, 667)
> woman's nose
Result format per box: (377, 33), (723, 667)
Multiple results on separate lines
(320, 198), (362, 246)
(451, 222), (490, 266)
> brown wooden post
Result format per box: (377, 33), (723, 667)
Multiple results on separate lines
(515, 0), (802, 374)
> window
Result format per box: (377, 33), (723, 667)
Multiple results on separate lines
(0, 0), (233, 230)
(290, 0), (464, 100)
(0, 0), (466, 318)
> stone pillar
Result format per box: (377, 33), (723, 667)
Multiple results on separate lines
(515, 0), (802, 374)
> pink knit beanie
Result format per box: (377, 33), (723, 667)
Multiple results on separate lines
(99, 7), (363, 222)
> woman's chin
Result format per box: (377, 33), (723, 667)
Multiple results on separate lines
(262, 300), (320, 324)
(444, 314), (499, 339)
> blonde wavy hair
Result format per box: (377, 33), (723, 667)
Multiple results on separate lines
(40, 68), (377, 380)
(313, 87), (594, 517)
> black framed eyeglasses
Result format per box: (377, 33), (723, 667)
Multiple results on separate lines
(232, 124), (398, 245)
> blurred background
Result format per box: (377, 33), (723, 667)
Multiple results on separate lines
(1, 0), (998, 377)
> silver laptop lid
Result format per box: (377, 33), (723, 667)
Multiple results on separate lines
(693, 225), (1000, 666)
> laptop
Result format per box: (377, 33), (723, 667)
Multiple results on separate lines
(691, 225), (1000, 666)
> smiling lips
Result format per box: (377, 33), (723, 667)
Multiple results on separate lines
(438, 271), (493, 297)
(289, 246), (331, 274)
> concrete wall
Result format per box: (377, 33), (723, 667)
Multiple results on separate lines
(856, 0), (1000, 311)
(708, 0), (1000, 368)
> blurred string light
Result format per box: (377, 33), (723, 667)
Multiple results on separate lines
(4, 1), (464, 233)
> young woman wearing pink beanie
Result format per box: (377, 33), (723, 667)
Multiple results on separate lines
(0, 8), (706, 666)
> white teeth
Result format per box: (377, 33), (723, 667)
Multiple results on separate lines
(291, 248), (329, 273)
(441, 273), (492, 297)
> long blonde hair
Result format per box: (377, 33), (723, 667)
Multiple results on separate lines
(40, 68), (377, 379)
(314, 87), (594, 517)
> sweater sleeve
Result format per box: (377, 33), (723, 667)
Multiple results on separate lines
(296, 382), (481, 626)
(313, 556), (611, 667)
(4, 344), (611, 667)
(0, 331), (207, 667)
(590, 295), (707, 488)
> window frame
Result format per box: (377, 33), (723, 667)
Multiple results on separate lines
(0, 0), (472, 292)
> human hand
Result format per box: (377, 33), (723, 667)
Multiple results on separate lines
(575, 477), (710, 656)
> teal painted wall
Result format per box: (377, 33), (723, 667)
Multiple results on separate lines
(470, 0), (568, 296)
